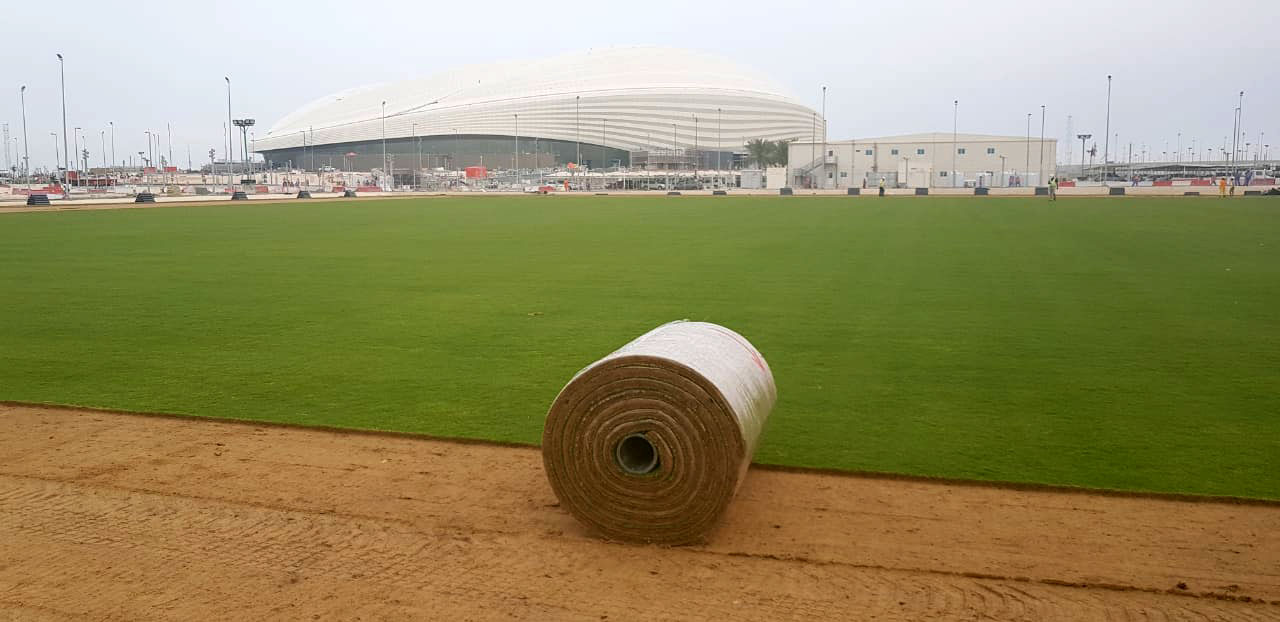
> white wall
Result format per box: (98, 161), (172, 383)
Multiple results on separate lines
(791, 135), (1057, 188)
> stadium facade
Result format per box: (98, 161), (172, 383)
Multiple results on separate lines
(254, 47), (820, 175)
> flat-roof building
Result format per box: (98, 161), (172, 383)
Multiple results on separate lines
(789, 133), (1057, 189)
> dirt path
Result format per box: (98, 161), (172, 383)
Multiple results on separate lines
(1, 404), (1277, 621)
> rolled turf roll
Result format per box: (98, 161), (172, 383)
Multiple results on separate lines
(542, 321), (776, 544)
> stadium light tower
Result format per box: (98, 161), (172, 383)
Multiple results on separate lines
(1077, 134), (1092, 180)
(232, 119), (255, 181)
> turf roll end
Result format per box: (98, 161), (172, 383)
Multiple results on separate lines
(542, 321), (776, 544)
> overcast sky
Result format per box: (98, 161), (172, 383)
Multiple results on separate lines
(5, 0), (1275, 171)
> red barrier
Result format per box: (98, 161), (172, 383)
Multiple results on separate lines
(1190, 179), (1212, 186)
(1250, 178), (1276, 186)
(254, 185), (269, 194)
(356, 185), (380, 192)
(1058, 181), (1076, 188)
(1153, 180), (1173, 186)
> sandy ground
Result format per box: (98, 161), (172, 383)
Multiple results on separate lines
(1, 404), (1277, 621)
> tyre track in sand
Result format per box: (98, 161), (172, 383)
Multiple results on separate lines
(1, 404), (1277, 621)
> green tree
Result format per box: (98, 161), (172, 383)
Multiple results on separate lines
(745, 139), (771, 169)
(768, 139), (792, 167)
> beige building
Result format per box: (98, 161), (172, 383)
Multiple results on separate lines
(789, 133), (1057, 189)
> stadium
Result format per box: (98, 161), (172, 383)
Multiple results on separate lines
(253, 47), (820, 177)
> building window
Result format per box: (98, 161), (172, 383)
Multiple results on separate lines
(828, 172), (833, 179)
(916, 148), (925, 155)
(864, 149), (873, 155)
(827, 150), (834, 156)
(940, 171), (948, 177)
(891, 148), (899, 155)
(840, 171), (848, 178)
(958, 148), (966, 155)
(986, 147), (996, 154)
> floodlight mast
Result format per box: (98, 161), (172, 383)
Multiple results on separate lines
(233, 119), (255, 181)
(1077, 134), (1092, 180)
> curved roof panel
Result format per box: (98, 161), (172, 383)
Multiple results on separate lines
(256, 47), (819, 153)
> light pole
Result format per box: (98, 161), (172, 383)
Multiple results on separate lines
(575, 95), (580, 167)
(412, 122), (418, 189)
(57, 54), (69, 182)
(109, 121), (114, 181)
(692, 115), (697, 172)
(1232, 91), (1243, 178)
(453, 128), (459, 171)
(73, 127), (81, 178)
(99, 130), (106, 169)
(1039, 105), (1046, 184)
(224, 77), (234, 185)
(19, 86), (30, 186)
(1025, 113), (1031, 184)
(821, 86), (827, 188)
(381, 100), (387, 187)
(1102, 74), (1112, 183)
(999, 155), (1007, 187)
(717, 107), (722, 173)
(1077, 134), (1091, 181)
(51, 133), (59, 180)
(167, 123), (173, 172)
(952, 99), (958, 188)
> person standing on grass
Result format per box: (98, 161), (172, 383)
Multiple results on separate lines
(878, 176), (886, 197)
(1049, 176), (1058, 201)
(1229, 176), (1236, 197)
(1219, 177), (1227, 198)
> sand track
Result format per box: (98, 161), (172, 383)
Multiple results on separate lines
(1, 404), (1277, 621)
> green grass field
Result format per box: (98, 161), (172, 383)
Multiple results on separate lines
(1, 196), (1277, 498)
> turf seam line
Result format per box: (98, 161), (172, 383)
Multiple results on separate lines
(6, 400), (1278, 507)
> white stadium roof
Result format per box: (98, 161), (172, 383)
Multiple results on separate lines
(256, 47), (819, 153)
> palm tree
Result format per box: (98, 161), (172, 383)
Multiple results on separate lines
(745, 139), (771, 169)
(768, 139), (792, 167)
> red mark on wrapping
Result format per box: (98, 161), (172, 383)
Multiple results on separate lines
(704, 325), (768, 374)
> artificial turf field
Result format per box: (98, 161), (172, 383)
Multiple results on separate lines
(1, 196), (1277, 499)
